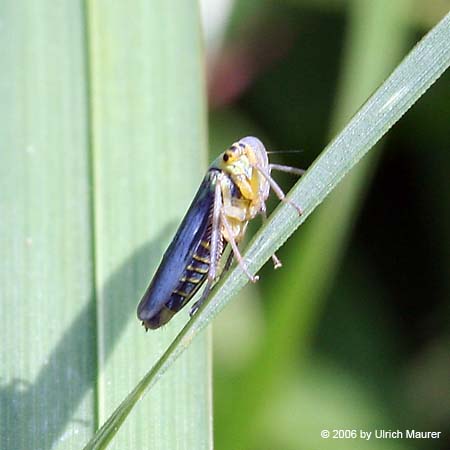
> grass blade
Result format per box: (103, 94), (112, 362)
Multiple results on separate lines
(84, 1), (210, 449)
(0, 2), (94, 449)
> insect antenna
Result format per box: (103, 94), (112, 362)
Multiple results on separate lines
(266, 149), (304, 154)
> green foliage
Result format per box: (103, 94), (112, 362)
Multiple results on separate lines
(1, 1), (448, 449)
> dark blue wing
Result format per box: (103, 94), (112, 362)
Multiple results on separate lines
(137, 169), (219, 323)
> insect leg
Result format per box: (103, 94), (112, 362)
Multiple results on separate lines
(190, 176), (223, 316)
(254, 163), (303, 215)
(269, 163), (305, 176)
(260, 207), (282, 269)
(209, 176), (222, 281)
(220, 211), (259, 283)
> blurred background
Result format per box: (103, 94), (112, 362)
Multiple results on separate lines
(201, 1), (450, 449)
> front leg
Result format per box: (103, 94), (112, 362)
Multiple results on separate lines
(221, 211), (258, 283)
(253, 162), (303, 215)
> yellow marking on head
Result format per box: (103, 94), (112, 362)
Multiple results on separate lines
(220, 152), (255, 201)
(222, 143), (242, 165)
(243, 144), (259, 166)
(219, 137), (271, 219)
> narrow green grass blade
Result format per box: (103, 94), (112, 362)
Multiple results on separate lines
(266, 0), (414, 380)
(84, 1), (209, 450)
(0, 2), (94, 449)
(82, 11), (450, 449)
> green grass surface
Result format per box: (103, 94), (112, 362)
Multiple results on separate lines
(1, 1), (210, 449)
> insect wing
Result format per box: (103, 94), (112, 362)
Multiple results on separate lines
(137, 170), (218, 322)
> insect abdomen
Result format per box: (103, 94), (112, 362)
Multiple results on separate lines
(143, 227), (225, 329)
(167, 239), (211, 312)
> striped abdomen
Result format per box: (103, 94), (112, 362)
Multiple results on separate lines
(166, 224), (225, 313)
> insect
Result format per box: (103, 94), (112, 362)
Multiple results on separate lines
(137, 136), (304, 330)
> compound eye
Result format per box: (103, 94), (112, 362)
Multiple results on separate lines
(223, 144), (241, 163)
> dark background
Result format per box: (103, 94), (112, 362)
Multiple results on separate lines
(205, 2), (450, 449)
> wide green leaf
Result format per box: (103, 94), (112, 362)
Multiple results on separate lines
(0, 1), (209, 449)
(0, 2), (94, 449)
(86, 1), (210, 449)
